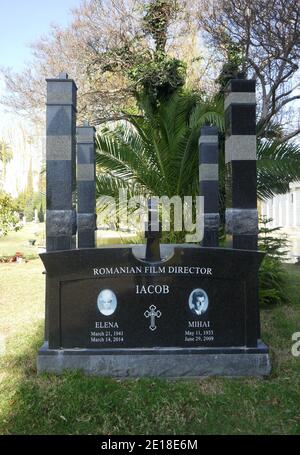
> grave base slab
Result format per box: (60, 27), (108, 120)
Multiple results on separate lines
(37, 341), (271, 378)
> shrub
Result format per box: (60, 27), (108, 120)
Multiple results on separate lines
(259, 256), (290, 305)
(0, 192), (21, 237)
(24, 204), (35, 222)
(38, 204), (44, 223)
(258, 216), (291, 305)
(259, 216), (290, 261)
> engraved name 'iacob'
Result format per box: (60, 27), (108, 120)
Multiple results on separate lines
(136, 285), (170, 294)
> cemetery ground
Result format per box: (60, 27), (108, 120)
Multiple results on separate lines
(0, 222), (137, 260)
(0, 260), (299, 435)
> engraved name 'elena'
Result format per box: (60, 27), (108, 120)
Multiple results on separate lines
(95, 322), (119, 329)
(93, 266), (213, 276)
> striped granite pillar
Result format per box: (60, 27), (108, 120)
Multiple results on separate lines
(199, 126), (219, 247)
(77, 124), (96, 248)
(225, 75), (258, 250)
(46, 72), (77, 251)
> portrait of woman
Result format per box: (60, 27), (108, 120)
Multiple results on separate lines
(97, 289), (117, 316)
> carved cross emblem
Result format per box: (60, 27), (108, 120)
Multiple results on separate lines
(144, 305), (162, 331)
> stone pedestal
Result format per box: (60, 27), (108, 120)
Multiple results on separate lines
(38, 342), (271, 378)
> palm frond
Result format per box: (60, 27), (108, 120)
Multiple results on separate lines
(96, 88), (223, 200)
(96, 124), (167, 195)
(257, 140), (300, 199)
(96, 174), (148, 199)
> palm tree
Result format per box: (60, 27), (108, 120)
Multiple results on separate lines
(95, 90), (224, 199)
(0, 141), (13, 187)
(257, 139), (300, 200)
(95, 90), (300, 209)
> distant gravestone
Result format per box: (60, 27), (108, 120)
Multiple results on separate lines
(37, 73), (271, 378)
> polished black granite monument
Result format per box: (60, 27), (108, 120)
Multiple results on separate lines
(38, 244), (270, 376)
(37, 73), (271, 377)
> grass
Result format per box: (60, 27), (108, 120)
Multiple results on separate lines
(0, 223), (44, 259)
(0, 260), (299, 435)
(0, 223), (138, 260)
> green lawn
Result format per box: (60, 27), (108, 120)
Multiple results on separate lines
(0, 223), (138, 260)
(0, 259), (300, 435)
(0, 223), (44, 259)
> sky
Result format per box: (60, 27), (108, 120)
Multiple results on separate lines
(0, 0), (81, 71)
(0, 0), (82, 134)
(0, 0), (82, 195)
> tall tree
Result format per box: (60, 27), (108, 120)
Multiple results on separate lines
(0, 140), (13, 188)
(96, 90), (223, 199)
(25, 158), (34, 199)
(0, 0), (209, 125)
(198, 0), (300, 142)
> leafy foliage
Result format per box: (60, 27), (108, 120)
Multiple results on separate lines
(14, 191), (45, 223)
(142, 0), (179, 52)
(257, 140), (300, 199)
(95, 89), (224, 200)
(0, 192), (21, 237)
(258, 217), (291, 305)
(38, 204), (44, 223)
(128, 53), (186, 103)
(0, 141), (13, 187)
(0, 141), (13, 165)
(96, 85), (300, 243)
(258, 217), (290, 261)
(259, 257), (290, 306)
(215, 36), (245, 90)
(127, 1), (187, 104)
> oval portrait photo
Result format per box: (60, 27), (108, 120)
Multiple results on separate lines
(188, 289), (209, 316)
(97, 289), (117, 316)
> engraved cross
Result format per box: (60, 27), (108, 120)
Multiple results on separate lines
(144, 305), (162, 331)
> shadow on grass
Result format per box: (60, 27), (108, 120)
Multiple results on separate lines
(1, 309), (300, 435)
(0, 323), (225, 435)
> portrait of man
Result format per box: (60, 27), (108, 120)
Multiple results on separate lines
(97, 289), (117, 316)
(188, 289), (209, 316)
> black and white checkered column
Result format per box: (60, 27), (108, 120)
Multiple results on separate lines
(199, 126), (219, 247)
(46, 73), (77, 251)
(77, 124), (96, 248)
(225, 75), (258, 250)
